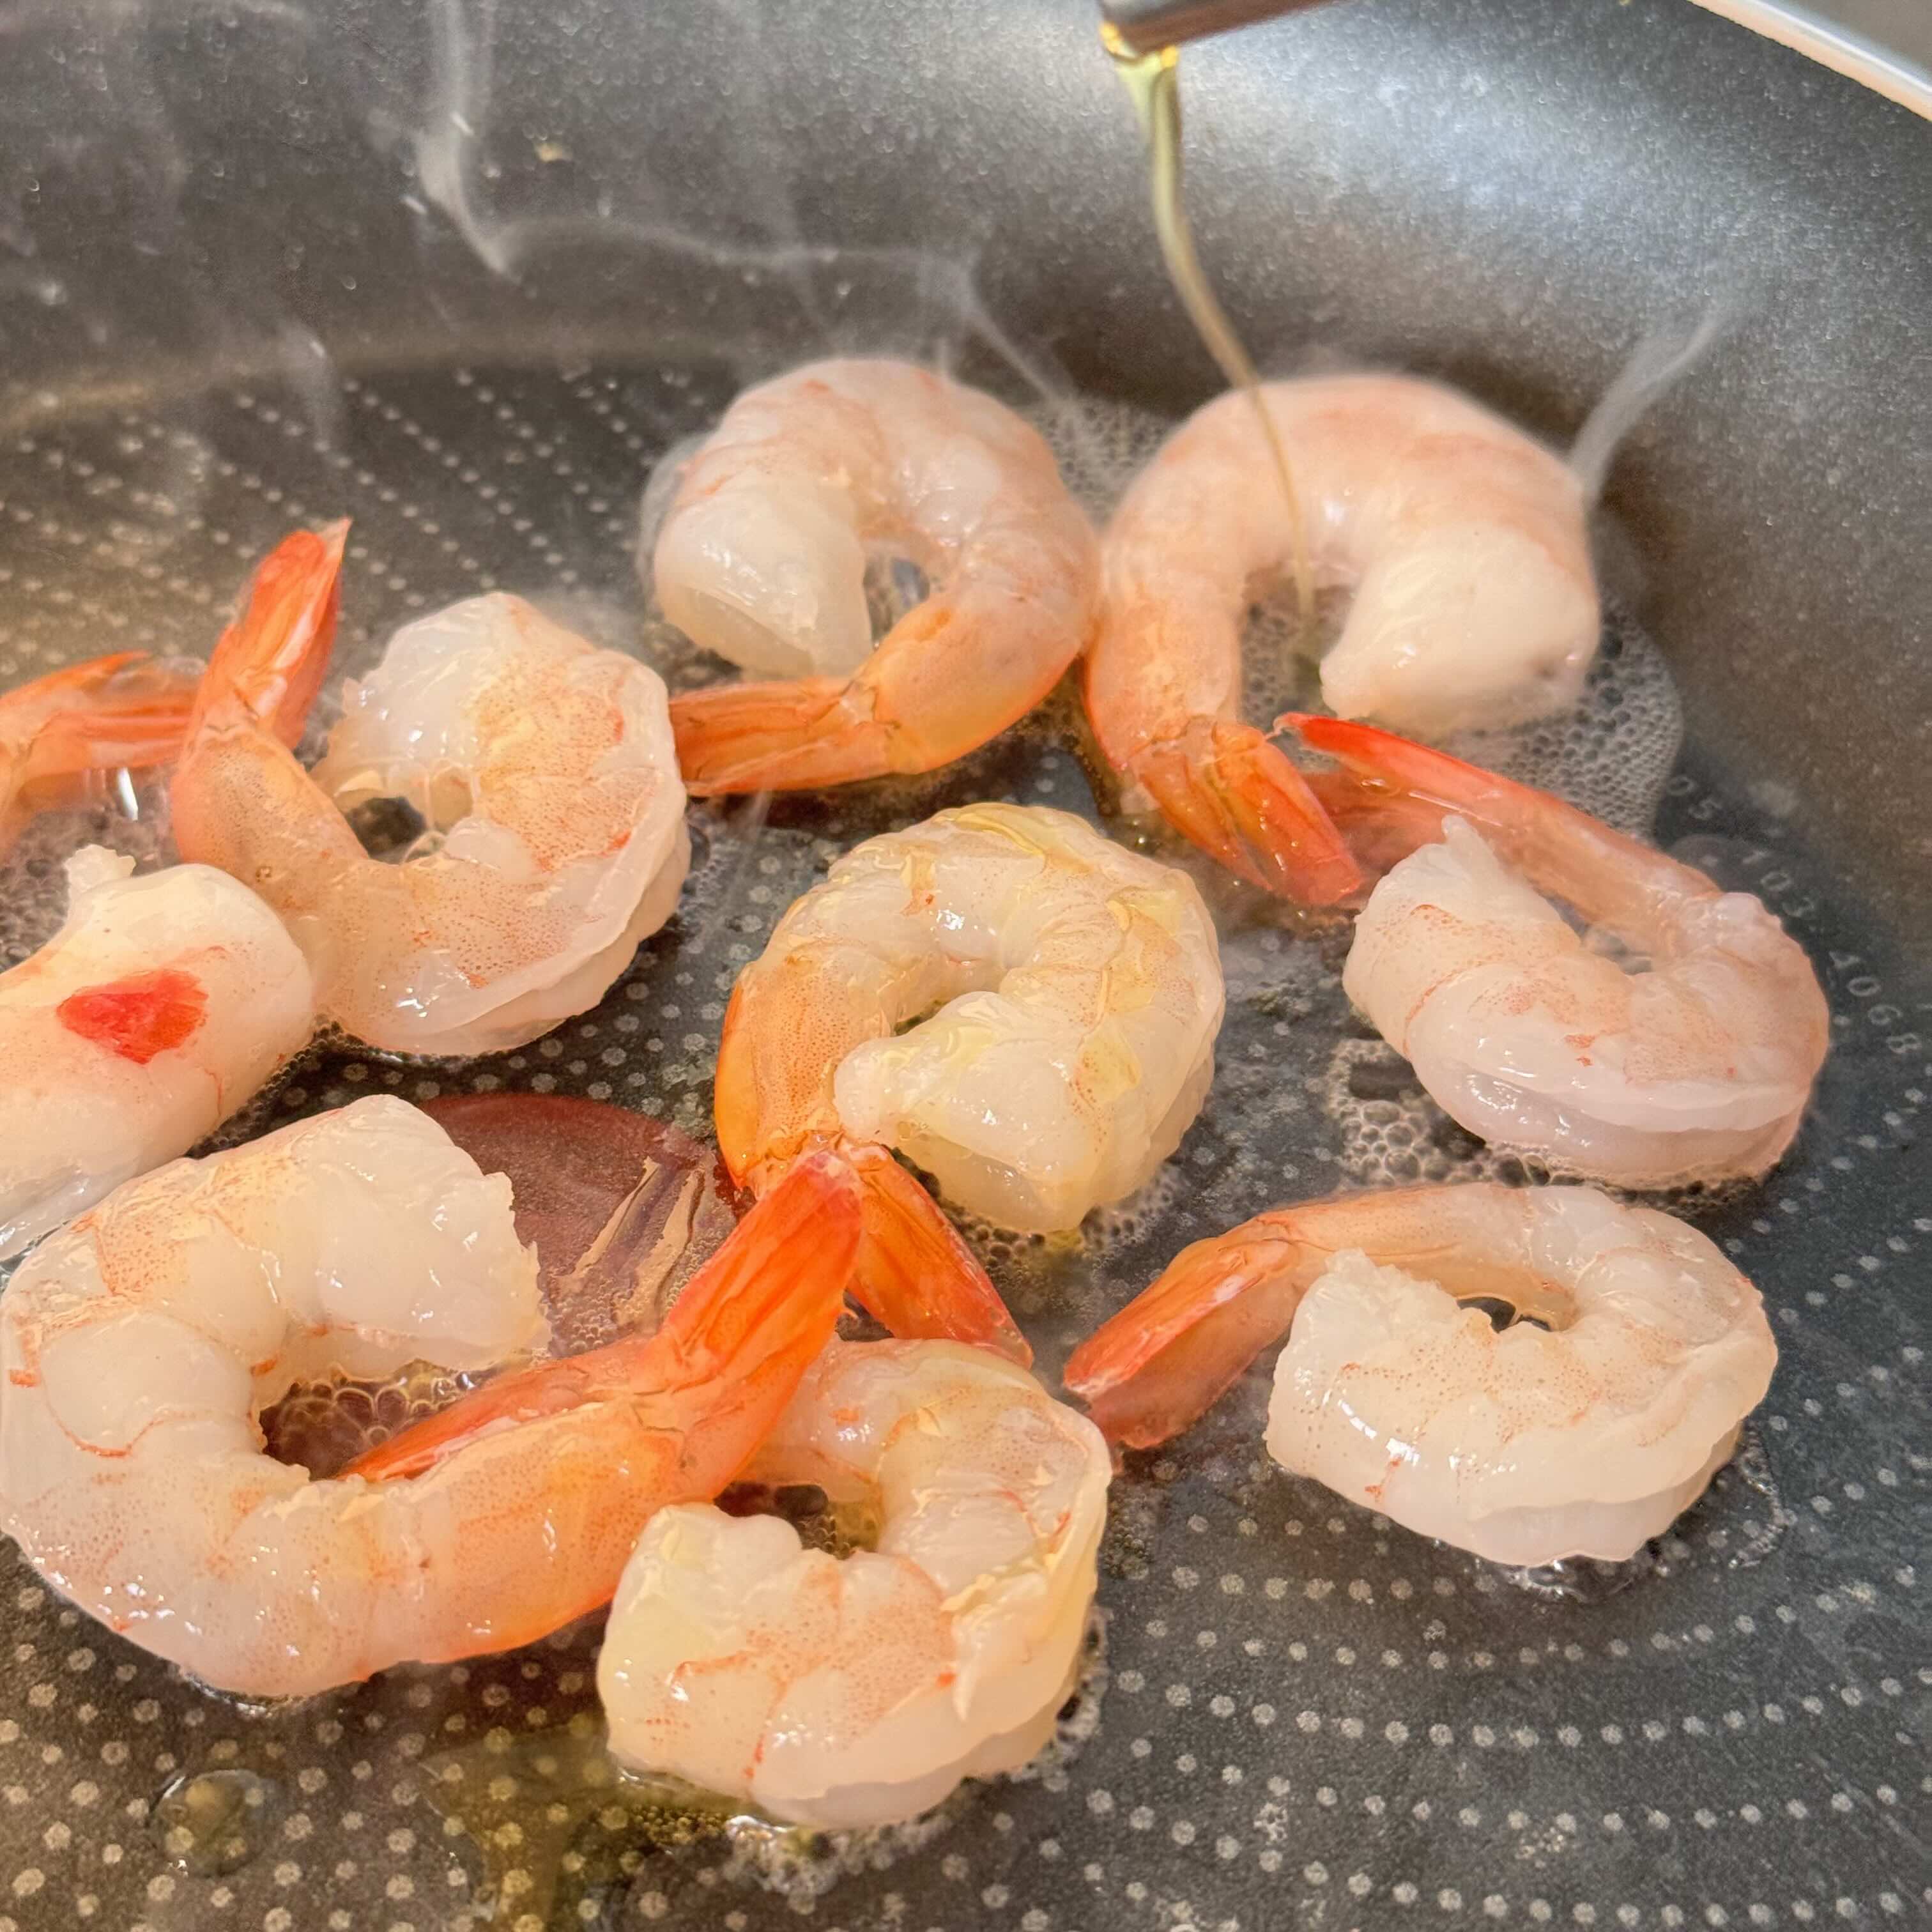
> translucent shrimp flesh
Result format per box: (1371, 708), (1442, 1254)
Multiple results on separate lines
(0, 650), (201, 852)
(0, 846), (314, 1259)
(650, 358), (1101, 793)
(0, 1098), (861, 1697)
(714, 802), (1225, 1352)
(1289, 714), (1830, 1188)
(599, 1338), (1110, 1828)
(1065, 1182), (1776, 1565)
(1084, 373), (1600, 900)
(171, 526), (691, 1057)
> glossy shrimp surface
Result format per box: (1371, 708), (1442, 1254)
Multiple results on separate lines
(0, 846), (314, 1259)
(1291, 716), (1830, 1188)
(715, 803), (1223, 1350)
(1066, 1183), (1775, 1566)
(172, 528), (690, 1056)
(0, 1098), (861, 1697)
(652, 358), (1100, 793)
(1085, 374), (1598, 900)
(0, 651), (200, 852)
(599, 1338), (1110, 1829)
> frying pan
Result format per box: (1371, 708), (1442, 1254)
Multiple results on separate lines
(0, 1), (1925, 1927)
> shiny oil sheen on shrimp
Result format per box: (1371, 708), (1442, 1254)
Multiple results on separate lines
(172, 526), (691, 1057)
(0, 1101), (861, 1697)
(715, 800), (1226, 1237)
(1066, 1180), (1777, 1567)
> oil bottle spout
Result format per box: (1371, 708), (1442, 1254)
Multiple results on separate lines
(1098, 0), (1337, 57)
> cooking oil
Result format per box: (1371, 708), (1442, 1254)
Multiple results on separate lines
(1100, 21), (1315, 638)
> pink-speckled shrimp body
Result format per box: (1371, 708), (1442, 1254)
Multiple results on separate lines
(172, 529), (689, 1056)
(1292, 716), (1829, 1188)
(653, 357), (1099, 793)
(599, 1338), (1110, 1828)
(1066, 1181), (1776, 1567)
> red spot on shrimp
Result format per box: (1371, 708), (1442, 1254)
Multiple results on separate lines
(57, 969), (208, 1064)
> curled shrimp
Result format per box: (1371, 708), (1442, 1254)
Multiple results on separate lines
(1085, 374), (1600, 900)
(651, 358), (1100, 793)
(0, 650), (201, 852)
(1287, 714), (1830, 1187)
(1065, 1182), (1775, 1566)
(172, 526), (691, 1057)
(0, 1096), (860, 1697)
(599, 1337), (1110, 1828)
(0, 845), (314, 1259)
(716, 802), (1225, 1353)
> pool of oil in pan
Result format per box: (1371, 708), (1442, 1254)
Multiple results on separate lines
(0, 365), (1922, 1932)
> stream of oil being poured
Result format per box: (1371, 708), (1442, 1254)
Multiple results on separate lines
(1100, 22), (1315, 640)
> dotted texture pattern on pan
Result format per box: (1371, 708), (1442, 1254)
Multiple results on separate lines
(0, 367), (1922, 1932)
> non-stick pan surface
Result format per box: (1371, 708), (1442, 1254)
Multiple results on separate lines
(0, 3), (1924, 1928)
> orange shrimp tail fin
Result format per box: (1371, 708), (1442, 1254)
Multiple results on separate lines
(1063, 1220), (1311, 1449)
(346, 1151), (862, 1485)
(1131, 719), (1361, 907)
(671, 677), (884, 795)
(1285, 711), (1511, 831)
(191, 522), (349, 748)
(1284, 710), (1581, 878)
(845, 1144), (1031, 1365)
(1, 654), (202, 849)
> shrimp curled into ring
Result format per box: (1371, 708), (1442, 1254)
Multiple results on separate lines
(0, 1098), (860, 1697)
(1290, 714), (1830, 1188)
(715, 802), (1224, 1354)
(1084, 373), (1598, 901)
(1065, 1182), (1776, 1567)
(650, 358), (1101, 793)
(172, 526), (691, 1056)
(599, 1338), (1110, 1829)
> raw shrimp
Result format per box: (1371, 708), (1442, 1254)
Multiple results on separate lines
(0, 1098), (861, 1697)
(172, 526), (691, 1056)
(0, 650), (201, 852)
(715, 802), (1225, 1353)
(1084, 374), (1599, 900)
(0, 845), (313, 1259)
(1288, 714), (1830, 1187)
(1065, 1183), (1775, 1565)
(650, 358), (1100, 793)
(599, 1338), (1110, 1828)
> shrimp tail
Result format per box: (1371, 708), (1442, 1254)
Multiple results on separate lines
(844, 1143), (1032, 1365)
(0, 654), (202, 848)
(188, 522), (349, 749)
(1063, 1215), (1311, 1448)
(1284, 712), (1505, 822)
(12, 653), (201, 776)
(1130, 719), (1362, 907)
(1290, 712), (1519, 873)
(344, 1150), (863, 1484)
(1283, 711), (1669, 911)
(671, 677), (887, 794)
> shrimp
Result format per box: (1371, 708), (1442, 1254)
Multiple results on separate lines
(0, 845), (314, 1259)
(1084, 374), (1600, 900)
(172, 526), (691, 1057)
(0, 650), (201, 852)
(650, 358), (1101, 793)
(1287, 714), (1830, 1187)
(0, 1097), (861, 1697)
(1064, 1183), (1775, 1566)
(599, 1338), (1110, 1828)
(716, 803), (1225, 1353)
